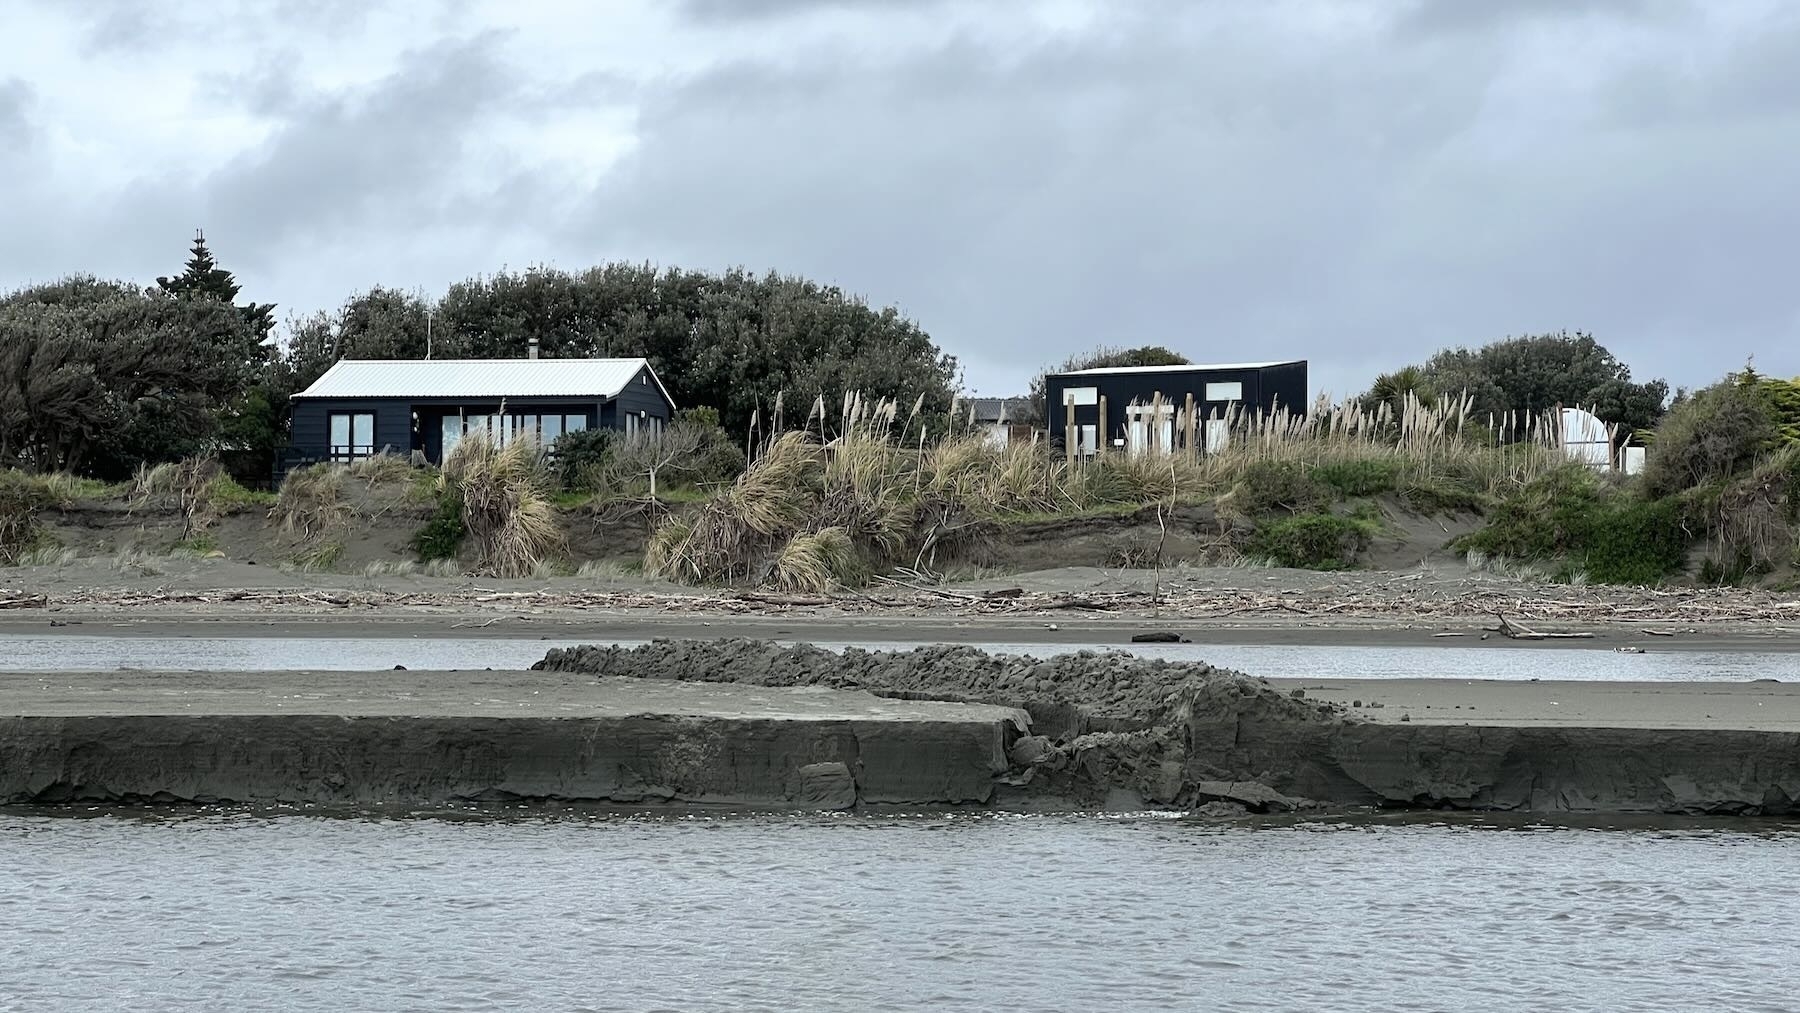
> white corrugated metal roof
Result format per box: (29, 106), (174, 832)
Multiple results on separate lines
(1049, 360), (1302, 377)
(293, 358), (672, 404)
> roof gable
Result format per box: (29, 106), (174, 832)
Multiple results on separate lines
(293, 358), (674, 405)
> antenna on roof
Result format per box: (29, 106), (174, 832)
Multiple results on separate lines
(426, 305), (433, 361)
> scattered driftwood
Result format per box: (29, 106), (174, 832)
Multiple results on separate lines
(1489, 613), (1595, 641)
(17, 579), (1800, 629)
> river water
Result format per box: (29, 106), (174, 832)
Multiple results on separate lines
(6, 638), (1795, 1010)
(1, 810), (1794, 1012)
(5, 635), (1799, 681)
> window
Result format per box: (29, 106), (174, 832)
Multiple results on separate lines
(1063, 386), (1098, 407)
(625, 413), (637, 437)
(442, 412), (590, 456)
(1205, 418), (1230, 453)
(1204, 381), (1243, 402)
(328, 412), (376, 462)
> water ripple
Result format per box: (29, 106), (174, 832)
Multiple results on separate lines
(0, 811), (1796, 1011)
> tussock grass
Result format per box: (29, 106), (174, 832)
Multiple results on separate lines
(346, 453), (418, 488)
(284, 541), (344, 573)
(129, 456), (270, 540)
(643, 390), (1580, 587)
(273, 465), (352, 539)
(15, 544), (76, 566)
(768, 526), (859, 592)
(441, 433), (564, 578)
(362, 559), (418, 577)
(575, 559), (636, 579)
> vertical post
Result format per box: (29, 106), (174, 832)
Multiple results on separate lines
(1097, 394), (1109, 456)
(1065, 397), (1076, 465)
(1184, 392), (1197, 461)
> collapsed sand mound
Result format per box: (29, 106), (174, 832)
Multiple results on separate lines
(534, 639), (1349, 807)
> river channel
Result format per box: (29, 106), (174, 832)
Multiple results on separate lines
(1, 810), (1794, 1012)
(5, 635), (1799, 680)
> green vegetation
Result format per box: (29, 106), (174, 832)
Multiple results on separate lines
(1367, 331), (1670, 439)
(1457, 464), (1696, 586)
(410, 491), (467, 563)
(1246, 512), (1377, 570)
(439, 434), (563, 578)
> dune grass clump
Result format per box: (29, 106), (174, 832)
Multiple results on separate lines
(273, 464), (353, 539)
(641, 388), (1591, 587)
(0, 470), (70, 563)
(440, 433), (564, 578)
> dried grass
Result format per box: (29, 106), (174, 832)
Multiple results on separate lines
(442, 433), (565, 578)
(642, 388), (1582, 588)
(272, 465), (352, 539)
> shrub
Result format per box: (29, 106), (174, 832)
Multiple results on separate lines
(1458, 465), (1603, 561)
(1581, 498), (1688, 586)
(1313, 458), (1400, 498)
(1234, 460), (1329, 514)
(1642, 380), (1779, 498)
(552, 428), (616, 492)
(1397, 475), (1484, 514)
(411, 492), (467, 562)
(1245, 512), (1374, 570)
(1460, 465), (1689, 585)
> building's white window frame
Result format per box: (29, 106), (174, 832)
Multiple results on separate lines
(1204, 381), (1243, 403)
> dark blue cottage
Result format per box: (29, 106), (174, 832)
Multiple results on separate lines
(288, 357), (675, 469)
(1044, 359), (1307, 456)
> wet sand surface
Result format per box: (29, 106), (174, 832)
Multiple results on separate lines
(6, 667), (1799, 732)
(6, 610), (1800, 652)
(1266, 677), (1800, 730)
(0, 669), (1023, 723)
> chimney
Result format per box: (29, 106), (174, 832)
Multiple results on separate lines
(528, 337), (540, 360)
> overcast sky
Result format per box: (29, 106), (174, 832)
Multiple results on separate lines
(3, 0), (1796, 398)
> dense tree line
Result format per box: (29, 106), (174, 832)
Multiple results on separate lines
(1361, 331), (1671, 436)
(283, 266), (958, 442)
(0, 233), (1727, 492)
(2, 248), (959, 483)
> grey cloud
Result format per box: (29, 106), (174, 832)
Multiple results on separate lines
(195, 32), (532, 269)
(1395, 0), (1662, 38)
(0, 78), (33, 152)
(567, 3), (1800, 396)
(676, 0), (927, 23)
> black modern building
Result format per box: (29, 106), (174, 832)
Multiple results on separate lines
(1043, 360), (1307, 455)
(287, 356), (675, 472)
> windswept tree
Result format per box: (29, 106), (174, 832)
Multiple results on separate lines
(0, 277), (259, 477)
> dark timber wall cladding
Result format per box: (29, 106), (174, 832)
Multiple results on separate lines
(289, 400), (414, 459)
(1043, 360), (1308, 449)
(612, 365), (675, 424)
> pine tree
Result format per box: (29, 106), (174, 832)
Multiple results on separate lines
(156, 229), (277, 339)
